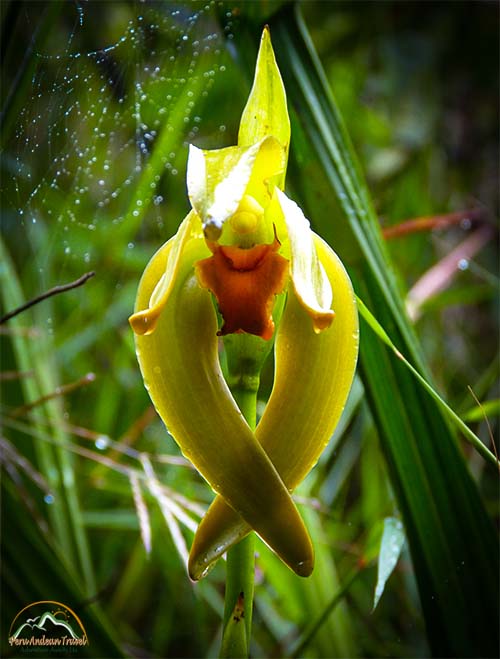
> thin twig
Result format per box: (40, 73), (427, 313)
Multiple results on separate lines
(129, 472), (152, 555)
(406, 225), (494, 321)
(10, 372), (96, 418)
(0, 436), (52, 495)
(467, 386), (499, 468)
(0, 326), (40, 338)
(0, 271), (95, 324)
(3, 414), (206, 518)
(109, 406), (158, 460)
(0, 369), (34, 381)
(382, 208), (484, 240)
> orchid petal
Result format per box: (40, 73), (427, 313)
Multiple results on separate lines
(276, 188), (335, 332)
(245, 137), (286, 208)
(132, 239), (314, 577)
(129, 211), (204, 335)
(195, 237), (289, 340)
(187, 143), (259, 240)
(189, 235), (359, 579)
(187, 137), (284, 241)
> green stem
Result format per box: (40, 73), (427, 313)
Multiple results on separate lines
(220, 387), (257, 658)
(231, 387), (258, 429)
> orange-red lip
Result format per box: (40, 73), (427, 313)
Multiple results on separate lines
(195, 238), (289, 340)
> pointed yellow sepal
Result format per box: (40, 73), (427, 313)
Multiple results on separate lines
(238, 26), (290, 165)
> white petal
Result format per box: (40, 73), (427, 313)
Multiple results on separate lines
(276, 189), (334, 332)
(186, 143), (261, 240)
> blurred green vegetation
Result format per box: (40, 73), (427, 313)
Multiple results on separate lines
(1, 2), (498, 658)
(302, 2), (498, 401)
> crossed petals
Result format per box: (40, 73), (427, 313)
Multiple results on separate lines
(129, 27), (358, 578)
(131, 235), (315, 576)
(189, 236), (358, 578)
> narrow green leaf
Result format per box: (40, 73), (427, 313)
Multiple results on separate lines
(356, 294), (498, 469)
(257, 506), (358, 659)
(268, 7), (499, 656)
(373, 517), (405, 611)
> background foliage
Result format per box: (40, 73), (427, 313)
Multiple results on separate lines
(1, 2), (498, 658)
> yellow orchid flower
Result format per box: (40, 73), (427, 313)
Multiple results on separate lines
(129, 27), (358, 579)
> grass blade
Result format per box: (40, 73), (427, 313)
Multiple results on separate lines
(267, 7), (499, 656)
(372, 517), (405, 612)
(0, 234), (96, 595)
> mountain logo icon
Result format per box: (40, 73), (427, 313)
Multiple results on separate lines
(8, 600), (88, 651)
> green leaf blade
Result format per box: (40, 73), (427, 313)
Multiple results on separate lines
(268, 7), (499, 657)
(373, 517), (405, 611)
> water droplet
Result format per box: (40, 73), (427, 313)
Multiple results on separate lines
(95, 436), (110, 450)
(44, 493), (55, 504)
(457, 258), (469, 271)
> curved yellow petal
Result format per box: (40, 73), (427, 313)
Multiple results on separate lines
(189, 235), (359, 579)
(132, 239), (314, 577)
(276, 189), (334, 332)
(129, 211), (203, 335)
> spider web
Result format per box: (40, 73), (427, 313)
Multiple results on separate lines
(2, 1), (239, 285)
(0, 0), (245, 564)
